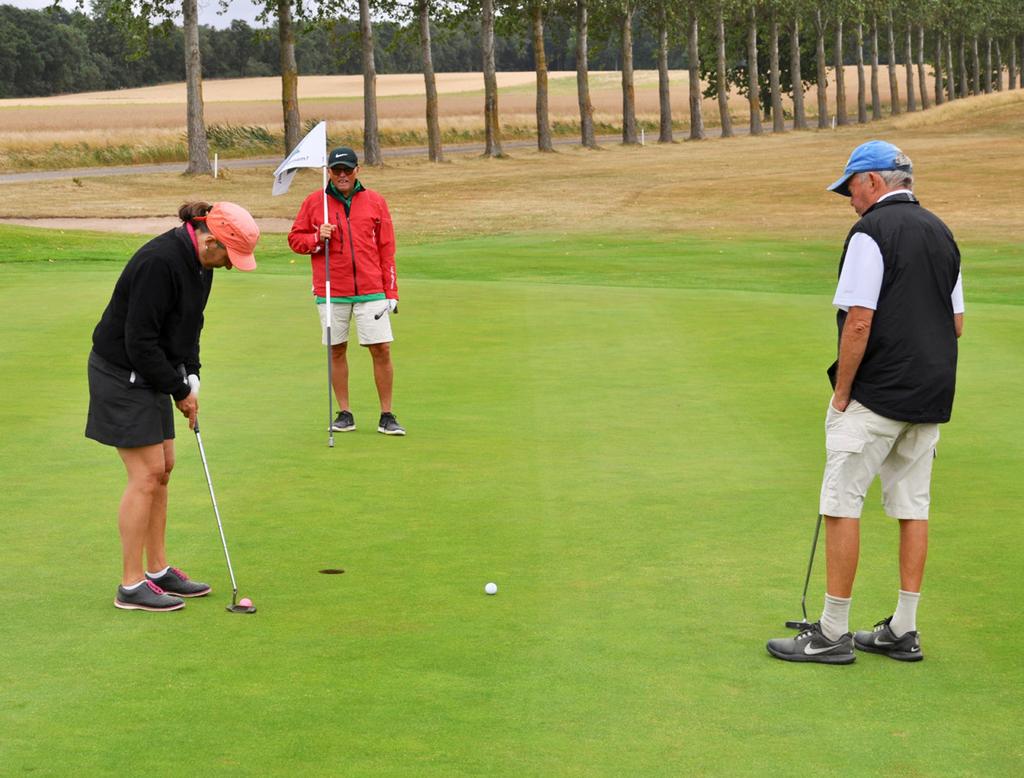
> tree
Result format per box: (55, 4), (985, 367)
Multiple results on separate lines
(417, 0), (443, 161)
(768, 3), (784, 132)
(83, 0), (211, 174)
(716, 2), (735, 136)
(528, 0), (554, 151)
(574, 0), (598, 147)
(855, 18), (868, 122)
(686, 4), (705, 139)
(278, 1), (301, 153)
(813, 7), (829, 128)
(917, 24), (928, 108)
(745, 3), (762, 135)
(870, 13), (882, 118)
(904, 19), (916, 110)
(834, 10), (847, 125)
(481, 0), (503, 156)
(789, 10), (807, 129)
(887, 7), (901, 114)
(359, 0), (381, 164)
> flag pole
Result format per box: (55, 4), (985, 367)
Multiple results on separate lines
(323, 166), (334, 448)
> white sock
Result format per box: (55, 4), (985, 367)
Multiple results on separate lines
(890, 590), (920, 636)
(122, 579), (146, 590)
(820, 593), (852, 641)
(146, 566), (169, 579)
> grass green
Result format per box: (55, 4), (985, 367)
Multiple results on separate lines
(1, 225), (1021, 775)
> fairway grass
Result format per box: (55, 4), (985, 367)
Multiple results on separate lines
(1, 227), (1022, 775)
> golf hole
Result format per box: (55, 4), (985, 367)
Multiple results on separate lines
(318, 568), (345, 575)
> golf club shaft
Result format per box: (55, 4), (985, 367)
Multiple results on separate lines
(800, 513), (824, 623)
(194, 423), (239, 598)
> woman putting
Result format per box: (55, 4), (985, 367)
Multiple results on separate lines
(86, 202), (260, 612)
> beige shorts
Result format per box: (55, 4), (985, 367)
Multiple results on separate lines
(819, 399), (940, 520)
(317, 300), (393, 346)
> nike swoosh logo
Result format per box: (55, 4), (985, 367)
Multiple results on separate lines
(874, 639), (895, 646)
(804, 643), (839, 655)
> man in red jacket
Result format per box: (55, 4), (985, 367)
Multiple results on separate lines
(288, 147), (404, 436)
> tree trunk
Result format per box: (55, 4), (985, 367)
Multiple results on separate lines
(658, 4), (674, 142)
(575, 0), (597, 148)
(917, 25), (928, 109)
(947, 35), (957, 100)
(532, 3), (553, 151)
(1011, 36), (1018, 90)
(934, 31), (945, 105)
(790, 16), (806, 130)
(621, 8), (638, 144)
(983, 37), (992, 93)
(904, 23), (916, 111)
(687, 10), (705, 140)
(887, 12), (900, 114)
(482, 0), (503, 156)
(856, 22), (867, 122)
(770, 15), (784, 132)
(835, 19), (847, 124)
(359, 0), (381, 165)
(718, 4), (734, 136)
(994, 39), (1002, 91)
(418, 0), (443, 162)
(871, 17), (881, 119)
(815, 10), (829, 128)
(747, 5), (762, 134)
(971, 36), (980, 94)
(959, 35), (969, 98)
(182, 0), (211, 175)
(278, 0), (301, 154)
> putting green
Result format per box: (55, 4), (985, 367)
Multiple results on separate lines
(0, 227), (1021, 774)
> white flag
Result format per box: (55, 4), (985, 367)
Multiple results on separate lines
(272, 121), (327, 196)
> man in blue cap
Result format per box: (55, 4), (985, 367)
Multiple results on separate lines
(767, 140), (964, 664)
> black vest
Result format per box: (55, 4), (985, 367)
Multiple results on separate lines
(829, 194), (960, 423)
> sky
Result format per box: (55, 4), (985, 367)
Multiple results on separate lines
(5, 0), (268, 28)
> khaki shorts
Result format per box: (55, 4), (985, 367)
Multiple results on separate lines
(317, 300), (393, 346)
(819, 399), (940, 520)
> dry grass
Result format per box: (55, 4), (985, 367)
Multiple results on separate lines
(2, 89), (1021, 247)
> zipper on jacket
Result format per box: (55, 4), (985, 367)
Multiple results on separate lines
(343, 209), (359, 295)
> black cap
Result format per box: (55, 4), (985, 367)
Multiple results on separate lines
(328, 147), (359, 169)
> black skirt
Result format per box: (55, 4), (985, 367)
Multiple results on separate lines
(85, 351), (175, 448)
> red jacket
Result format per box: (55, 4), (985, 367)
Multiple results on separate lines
(288, 185), (398, 300)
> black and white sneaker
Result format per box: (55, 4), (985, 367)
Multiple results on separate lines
(331, 410), (355, 432)
(854, 616), (923, 661)
(766, 621), (855, 664)
(115, 580), (185, 612)
(146, 566), (211, 598)
(378, 412), (405, 436)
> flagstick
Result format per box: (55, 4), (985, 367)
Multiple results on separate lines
(323, 166), (334, 448)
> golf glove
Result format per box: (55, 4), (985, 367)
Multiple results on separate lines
(187, 373), (200, 397)
(385, 299), (398, 314)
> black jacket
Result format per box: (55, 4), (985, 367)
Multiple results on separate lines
(91, 226), (212, 402)
(831, 194), (960, 423)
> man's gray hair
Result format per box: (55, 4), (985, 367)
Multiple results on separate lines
(856, 167), (913, 190)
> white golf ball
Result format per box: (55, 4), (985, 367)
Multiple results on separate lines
(484, 582), (498, 595)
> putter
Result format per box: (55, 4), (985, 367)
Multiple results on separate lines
(784, 513), (823, 631)
(374, 303), (396, 321)
(194, 419), (256, 614)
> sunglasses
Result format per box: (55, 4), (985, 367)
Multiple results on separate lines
(330, 166), (357, 175)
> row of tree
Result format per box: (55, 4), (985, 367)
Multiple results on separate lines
(0, 3), (691, 97)
(20, 2), (1024, 175)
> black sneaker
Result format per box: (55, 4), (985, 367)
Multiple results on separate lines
(766, 621), (856, 664)
(378, 412), (405, 436)
(854, 616), (923, 661)
(331, 410), (355, 432)
(115, 580), (185, 612)
(147, 566), (211, 598)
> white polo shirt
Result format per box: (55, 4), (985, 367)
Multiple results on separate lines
(833, 190), (965, 313)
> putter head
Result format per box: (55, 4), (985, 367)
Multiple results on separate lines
(227, 603), (257, 614)
(785, 619), (813, 631)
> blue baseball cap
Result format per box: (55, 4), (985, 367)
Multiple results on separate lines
(827, 140), (913, 197)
